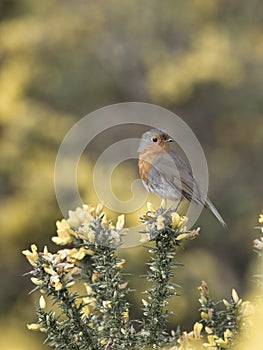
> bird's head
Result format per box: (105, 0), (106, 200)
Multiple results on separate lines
(138, 129), (174, 153)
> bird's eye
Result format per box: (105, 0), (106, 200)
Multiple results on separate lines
(152, 137), (158, 143)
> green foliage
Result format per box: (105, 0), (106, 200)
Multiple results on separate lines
(23, 204), (257, 350)
(198, 282), (240, 349)
(140, 208), (197, 346)
(23, 205), (134, 349)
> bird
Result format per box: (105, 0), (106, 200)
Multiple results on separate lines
(138, 128), (226, 227)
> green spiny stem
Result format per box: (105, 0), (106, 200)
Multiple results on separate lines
(199, 294), (239, 349)
(37, 308), (78, 350)
(37, 265), (98, 348)
(90, 246), (133, 349)
(50, 288), (101, 350)
(142, 231), (178, 346)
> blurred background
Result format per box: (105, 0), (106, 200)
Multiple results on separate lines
(0, 0), (262, 348)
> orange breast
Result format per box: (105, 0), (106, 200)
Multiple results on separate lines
(138, 157), (152, 183)
(138, 144), (170, 183)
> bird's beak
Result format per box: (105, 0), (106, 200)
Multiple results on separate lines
(165, 137), (174, 143)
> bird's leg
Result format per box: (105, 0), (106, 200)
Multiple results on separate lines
(173, 200), (181, 212)
(163, 200), (181, 214)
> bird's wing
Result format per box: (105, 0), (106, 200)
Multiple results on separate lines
(204, 197), (227, 227)
(150, 151), (203, 204)
(152, 151), (226, 227)
(146, 153), (182, 201)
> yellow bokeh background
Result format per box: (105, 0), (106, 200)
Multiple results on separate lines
(0, 0), (262, 348)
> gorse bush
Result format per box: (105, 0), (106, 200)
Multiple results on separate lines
(23, 204), (261, 349)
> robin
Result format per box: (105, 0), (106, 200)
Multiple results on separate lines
(138, 129), (226, 227)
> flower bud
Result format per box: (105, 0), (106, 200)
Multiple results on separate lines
(39, 295), (46, 309)
(116, 214), (125, 230)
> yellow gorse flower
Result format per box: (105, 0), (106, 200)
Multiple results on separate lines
(50, 204), (126, 247)
(116, 214), (125, 230)
(190, 322), (203, 340)
(22, 244), (39, 267)
(115, 259), (126, 269)
(52, 219), (72, 245)
(27, 323), (42, 331)
(67, 247), (88, 261)
(67, 206), (93, 227)
(95, 202), (104, 216)
(239, 300), (255, 318)
(176, 233), (188, 241)
(50, 275), (63, 291)
(31, 277), (43, 286)
(147, 202), (156, 212)
(178, 215), (188, 229)
(156, 215), (165, 230)
(122, 308), (129, 322)
(171, 212), (181, 228)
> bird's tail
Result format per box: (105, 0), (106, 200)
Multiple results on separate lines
(205, 197), (227, 228)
